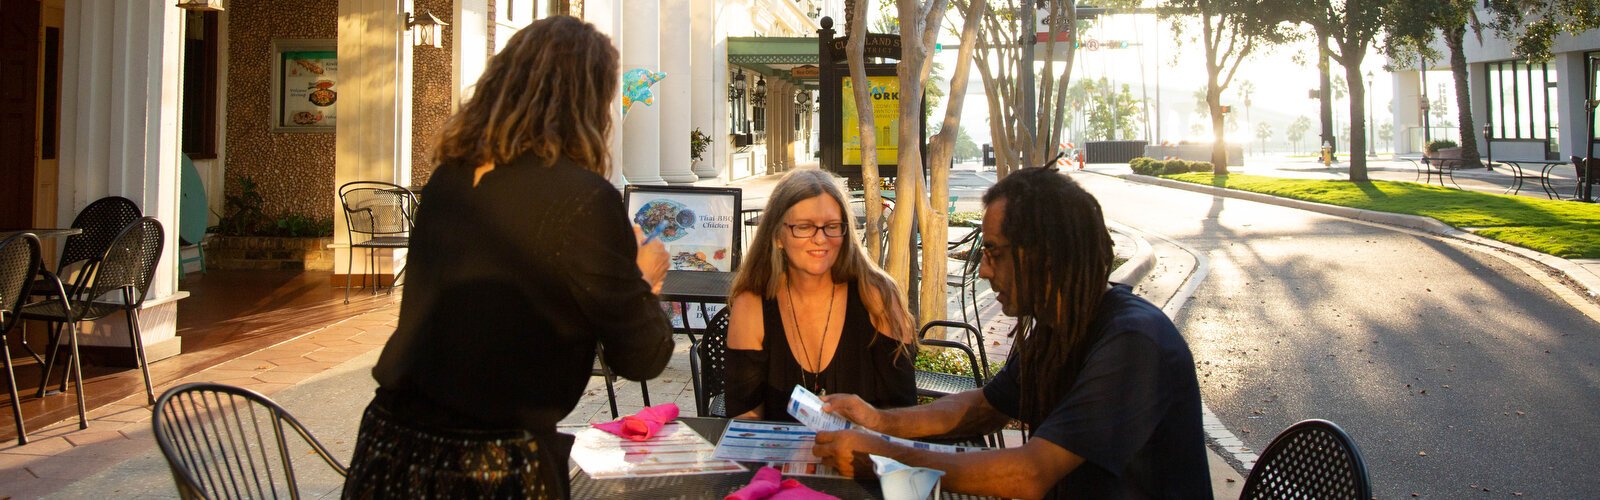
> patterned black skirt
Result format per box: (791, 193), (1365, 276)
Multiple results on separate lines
(341, 400), (573, 499)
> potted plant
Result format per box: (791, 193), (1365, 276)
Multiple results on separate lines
(690, 127), (712, 165)
(207, 176), (336, 271)
(1425, 139), (1460, 159)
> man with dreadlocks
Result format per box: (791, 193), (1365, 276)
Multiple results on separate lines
(813, 167), (1210, 499)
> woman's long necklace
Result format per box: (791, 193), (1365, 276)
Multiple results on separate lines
(785, 277), (837, 395)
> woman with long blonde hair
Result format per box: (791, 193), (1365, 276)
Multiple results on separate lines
(343, 16), (673, 498)
(724, 169), (915, 420)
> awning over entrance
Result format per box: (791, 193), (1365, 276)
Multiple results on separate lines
(728, 36), (819, 88)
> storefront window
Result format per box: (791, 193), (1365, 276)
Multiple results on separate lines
(1486, 60), (1555, 142)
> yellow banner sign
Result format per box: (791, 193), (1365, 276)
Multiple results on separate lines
(842, 76), (899, 165)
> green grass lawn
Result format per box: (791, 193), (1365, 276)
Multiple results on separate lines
(1163, 173), (1600, 259)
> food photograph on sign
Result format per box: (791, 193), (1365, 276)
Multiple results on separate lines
(629, 194), (737, 273)
(279, 49), (338, 129)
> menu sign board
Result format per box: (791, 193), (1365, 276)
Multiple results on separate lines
(274, 41), (338, 131)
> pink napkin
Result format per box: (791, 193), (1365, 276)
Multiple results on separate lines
(769, 479), (839, 500)
(725, 466), (783, 500)
(725, 467), (839, 500)
(592, 403), (679, 441)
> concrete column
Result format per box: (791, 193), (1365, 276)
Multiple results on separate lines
(583, 0), (628, 188)
(690, 0), (719, 178)
(335, 0), (411, 285)
(659, 0), (698, 185)
(1393, 71), (1426, 155)
(56, 0), (184, 361)
(1556, 52), (1594, 159)
(1468, 62), (1490, 157)
(621, 0), (666, 185)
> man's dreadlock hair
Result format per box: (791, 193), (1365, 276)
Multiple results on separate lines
(982, 168), (1114, 427)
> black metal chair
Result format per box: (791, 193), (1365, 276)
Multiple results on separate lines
(739, 208), (763, 255)
(913, 320), (990, 400)
(152, 382), (348, 499)
(1570, 156), (1596, 201)
(689, 308), (731, 418)
(21, 217), (163, 406)
(23, 196), (141, 361)
(338, 182), (416, 304)
(1241, 419), (1373, 500)
(945, 227), (984, 333)
(591, 345), (652, 420)
(2, 233), (88, 445)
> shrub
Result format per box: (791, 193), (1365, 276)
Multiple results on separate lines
(1425, 139), (1458, 155)
(1187, 160), (1214, 173)
(950, 210), (983, 227)
(1161, 159), (1190, 175)
(1129, 157), (1162, 176)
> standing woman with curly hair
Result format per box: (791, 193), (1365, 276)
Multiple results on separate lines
(723, 169), (916, 421)
(342, 17), (673, 498)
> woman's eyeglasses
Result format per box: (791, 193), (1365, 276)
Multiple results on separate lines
(785, 222), (846, 238)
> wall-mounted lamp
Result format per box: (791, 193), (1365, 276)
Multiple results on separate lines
(174, 0), (224, 11)
(751, 76), (768, 108)
(808, 7), (822, 19)
(730, 71), (747, 100)
(407, 9), (449, 48)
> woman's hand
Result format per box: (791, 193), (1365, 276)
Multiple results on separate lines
(633, 224), (669, 294)
(821, 393), (885, 431)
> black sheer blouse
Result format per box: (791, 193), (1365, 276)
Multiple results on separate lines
(724, 282), (916, 421)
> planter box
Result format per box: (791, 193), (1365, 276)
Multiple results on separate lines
(205, 236), (334, 271)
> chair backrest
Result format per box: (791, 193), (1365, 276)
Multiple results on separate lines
(692, 308), (731, 417)
(59, 196), (142, 273)
(1241, 419), (1372, 500)
(338, 182), (416, 237)
(918, 320), (989, 379)
(1574, 156), (1597, 179)
(0, 234), (42, 333)
(740, 208), (763, 256)
(152, 382), (347, 500)
(74, 218), (164, 314)
(947, 227), (983, 279)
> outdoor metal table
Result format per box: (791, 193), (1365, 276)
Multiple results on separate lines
(0, 228), (82, 239)
(569, 417), (989, 499)
(1406, 157), (1461, 189)
(659, 271), (734, 343)
(1490, 159), (1567, 198)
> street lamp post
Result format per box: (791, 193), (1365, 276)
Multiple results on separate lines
(1366, 71), (1375, 157)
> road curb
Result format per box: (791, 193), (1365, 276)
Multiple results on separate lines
(1107, 221), (1156, 286)
(1119, 173), (1600, 300)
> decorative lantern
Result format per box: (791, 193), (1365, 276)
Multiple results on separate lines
(407, 9), (449, 48)
(174, 0), (224, 11)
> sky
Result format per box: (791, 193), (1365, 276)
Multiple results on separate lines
(917, 9), (1415, 153)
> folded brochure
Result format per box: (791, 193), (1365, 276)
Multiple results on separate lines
(711, 386), (984, 471)
(561, 421), (745, 479)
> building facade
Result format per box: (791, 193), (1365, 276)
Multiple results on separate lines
(1391, 17), (1599, 162)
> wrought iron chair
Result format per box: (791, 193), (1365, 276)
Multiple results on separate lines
(21, 217), (163, 406)
(913, 320), (990, 400)
(338, 182), (416, 304)
(2, 233), (87, 445)
(739, 208), (763, 256)
(591, 345), (652, 420)
(1570, 156), (1596, 201)
(152, 382), (348, 499)
(1241, 419), (1373, 500)
(23, 196), (140, 362)
(945, 227), (984, 332)
(689, 308), (731, 418)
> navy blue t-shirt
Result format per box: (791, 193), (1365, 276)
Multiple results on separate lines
(982, 284), (1211, 499)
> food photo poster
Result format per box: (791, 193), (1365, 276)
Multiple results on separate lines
(278, 49), (338, 130)
(627, 188), (739, 330)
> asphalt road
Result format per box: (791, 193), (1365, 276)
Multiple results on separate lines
(1049, 171), (1600, 498)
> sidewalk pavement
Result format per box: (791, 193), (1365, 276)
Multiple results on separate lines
(1, 167), (1244, 499)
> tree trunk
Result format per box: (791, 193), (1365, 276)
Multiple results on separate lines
(884, 0), (928, 297)
(1318, 30), (1335, 159)
(1343, 53), (1369, 181)
(917, 0), (984, 328)
(1445, 22), (1482, 166)
(846, 0), (882, 261)
(1204, 12), (1229, 174)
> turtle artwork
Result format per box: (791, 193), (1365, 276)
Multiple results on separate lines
(621, 68), (666, 117)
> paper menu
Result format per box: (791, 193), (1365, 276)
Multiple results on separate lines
(712, 419), (821, 463)
(786, 385), (850, 432)
(561, 422), (745, 479)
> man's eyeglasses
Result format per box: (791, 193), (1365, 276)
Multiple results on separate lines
(785, 222), (846, 239)
(979, 243), (1012, 264)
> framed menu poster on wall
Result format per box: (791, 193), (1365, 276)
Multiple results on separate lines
(271, 39), (337, 132)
